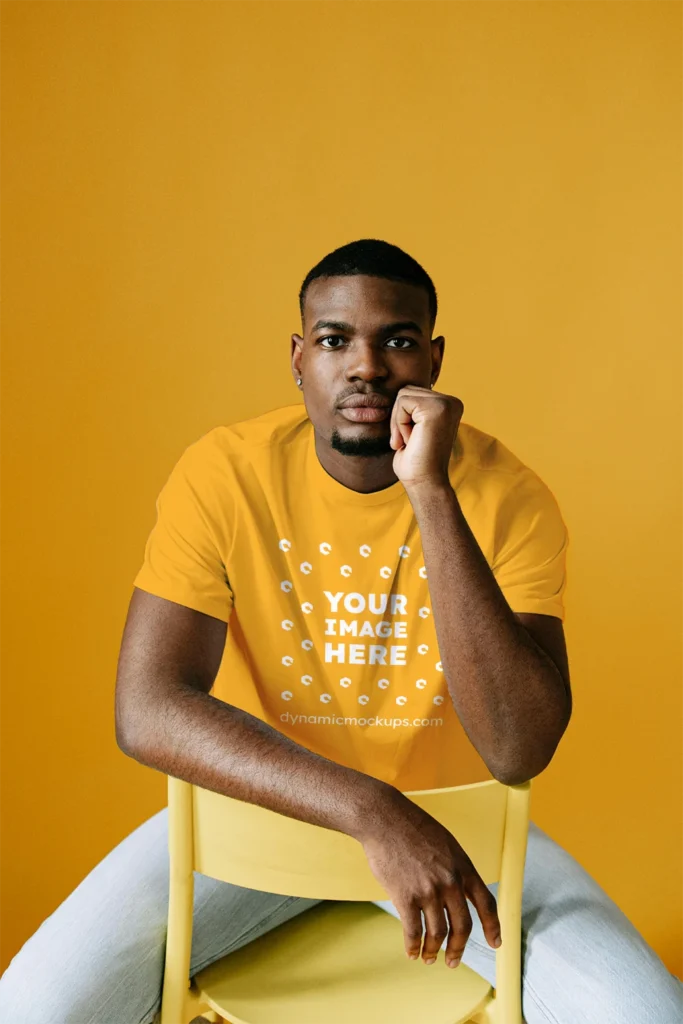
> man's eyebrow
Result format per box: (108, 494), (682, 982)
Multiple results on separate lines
(311, 319), (424, 336)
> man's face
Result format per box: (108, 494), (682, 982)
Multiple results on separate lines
(291, 274), (444, 458)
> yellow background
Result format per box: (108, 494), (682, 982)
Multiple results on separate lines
(1, 0), (681, 978)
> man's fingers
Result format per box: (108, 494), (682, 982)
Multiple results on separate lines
(420, 901), (450, 963)
(401, 903), (424, 960)
(443, 887), (472, 967)
(467, 874), (502, 949)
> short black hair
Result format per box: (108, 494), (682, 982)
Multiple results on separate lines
(299, 238), (438, 332)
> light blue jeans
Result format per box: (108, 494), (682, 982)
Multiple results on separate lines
(0, 807), (681, 1024)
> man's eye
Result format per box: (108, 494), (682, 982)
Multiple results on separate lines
(318, 336), (414, 349)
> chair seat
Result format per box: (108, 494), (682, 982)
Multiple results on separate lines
(193, 899), (495, 1024)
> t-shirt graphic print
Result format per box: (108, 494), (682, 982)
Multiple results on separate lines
(271, 497), (452, 790)
(133, 403), (569, 791)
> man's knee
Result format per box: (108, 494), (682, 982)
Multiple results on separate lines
(0, 920), (165, 1024)
(0, 811), (170, 1022)
(0, 937), (95, 1023)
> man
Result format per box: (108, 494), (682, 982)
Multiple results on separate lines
(0, 239), (680, 1023)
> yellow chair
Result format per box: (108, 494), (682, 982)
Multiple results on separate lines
(160, 775), (531, 1024)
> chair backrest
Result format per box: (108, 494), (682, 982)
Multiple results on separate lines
(167, 775), (531, 902)
(163, 776), (532, 1024)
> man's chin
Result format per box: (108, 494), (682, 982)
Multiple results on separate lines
(330, 435), (393, 458)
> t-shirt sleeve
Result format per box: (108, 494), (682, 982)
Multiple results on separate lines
(492, 471), (569, 621)
(132, 440), (234, 623)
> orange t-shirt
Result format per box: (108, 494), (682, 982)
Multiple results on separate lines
(133, 403), (569, 791)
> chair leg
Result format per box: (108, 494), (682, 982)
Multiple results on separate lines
(468, 997), (526, 1024)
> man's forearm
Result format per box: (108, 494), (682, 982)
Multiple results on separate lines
(409, 482), (569, 784)
(120, 681), (399, 842)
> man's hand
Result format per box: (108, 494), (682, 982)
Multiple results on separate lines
(358, 791), (502, 968)
(389, 384), (464, 490)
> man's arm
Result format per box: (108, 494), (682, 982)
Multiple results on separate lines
(117, 586), (507, 962)
(409, 483), (572, 786)
(115, 587), (398, 841)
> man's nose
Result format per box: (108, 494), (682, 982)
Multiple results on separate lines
(344, 346), (390, 382)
